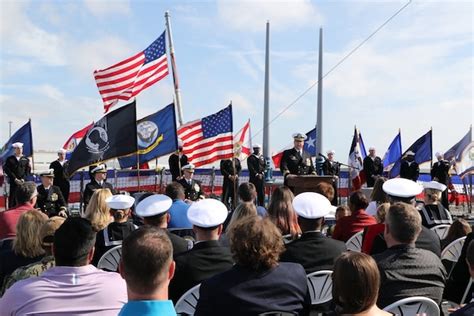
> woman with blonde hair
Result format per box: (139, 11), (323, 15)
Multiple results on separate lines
(0, 210), (48, 286)
(83, 188), (113, 232)
(419, 181), (452, 229)
(220, 202), (257, 246)
(267, 186), (301, 239)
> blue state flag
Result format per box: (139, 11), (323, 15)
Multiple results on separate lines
(304, 128), (317, 156)
(0, 121), (33, 164)
(118, 103), (177, 168)
(383, 131), (402, 169)
(389, 130), (432, 178)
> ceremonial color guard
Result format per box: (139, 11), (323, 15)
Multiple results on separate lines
(168, 139), (188, 181)
(399, 151), (419, 181)
(49, 148), (70, 203)
(363, 147), (383, 187)
(3, 142), (31, 208)
(220, 155), (242, 209)
(247, 144), (265, 206)
(430, 152), (451, 209)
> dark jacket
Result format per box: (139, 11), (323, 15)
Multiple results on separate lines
(169, 240), (233, 302)
(374, 244), (446, 308)
(400, 160), (419, 181)
(220, 158), (242, 183)
(431, 160), (451, 185)
(322, 160), (340, 176)
(49, 160), (70, 202)
(247, 154), (265, 180)
(168, 153), (188, 181)
(280, 148), (315, 177)
(3, 155), (30, 184)
(363, 156), (383, 187)
(178, 178), (204, 201)
(280, 231), (346, 274)
(36, 184), (67, 217)
(93, 221), (137, 266)
(168, 231), (192, 257)
(419, 204), (452, 229)
(82, 179), (114, 208)
(195, 262), (310, 316)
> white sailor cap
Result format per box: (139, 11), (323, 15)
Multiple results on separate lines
(178, 138), (184, 147)
(435, 152), (443, 158)
(57, 148), (67, 154)
(292, 133), (307, 141)
(135, 194), (172, 217)
(292, 192), (331, 219)
(405, 150), (415, 156)
(106, 195), (135, 210)
(182, 163), (195, 171)
(12, 142), (23, 149)
(369, 147), (376, 151)
(187, 198), (228, 228)
(382, 178), (422, 198)
(423, 181), (447, 192)
(327, 150), (335, 155)
(40, 169), (55, 177)
(253, 143), (262, 148)
(91, 164), (107, 173)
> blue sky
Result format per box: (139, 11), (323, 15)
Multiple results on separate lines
(1, 0), (472, 167)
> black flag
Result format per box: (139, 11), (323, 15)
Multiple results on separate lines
(67, 101), (137, 175)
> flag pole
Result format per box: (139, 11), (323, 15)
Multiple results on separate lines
(263, 21), (271, 168)
(430, 126), (433, 169)
(29, 118), (35, 174)
(316, 27), (323, 157)
(165, 11), (184, 126)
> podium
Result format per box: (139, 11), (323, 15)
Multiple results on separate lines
(286, 175), (335, 195)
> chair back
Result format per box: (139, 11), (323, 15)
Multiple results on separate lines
(430, 224), (451, 240)
(461, 278), (473, 305)
(258, 312), (297, 316)
(441, 236), (466, 262)
(97, 245), (122, 272)
(383, 296), (440, 316)
(175, 283), (201, 316)
(345, 231), (363, 252)
(306, 270), (333, 305)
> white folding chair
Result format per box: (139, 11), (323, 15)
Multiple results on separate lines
(345, 231), (363, 252)
(282, 234), (294, 245)
(383, 296), (440, 316)
(175, 283), (201, 316)
(430, 224), (451, 240)
(306, 270), (333, 306)
(461, 278), (473, 305)
(97, 245), (122, 271)
(441, 236), (466, 277)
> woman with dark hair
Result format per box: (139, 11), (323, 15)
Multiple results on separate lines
(442, 218), (472, 249)
(195, 216), (310, 316)
(267, 186), (301, 239)
(332, 191), (376, 242)
(366, 177), (388, 216)
(332, 252), (391, 315)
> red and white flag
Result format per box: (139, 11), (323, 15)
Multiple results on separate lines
(94, 31), (169, 113)
(63, 122), (94, 154)
(178, 105), (233, 167)
(234, 119), (252, 160)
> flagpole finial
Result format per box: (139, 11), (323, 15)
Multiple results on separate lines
(165, 11), (170, 17)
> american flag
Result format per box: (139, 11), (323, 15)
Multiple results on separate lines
(94, 31), (169, 113)
(178, 105), (233, 167)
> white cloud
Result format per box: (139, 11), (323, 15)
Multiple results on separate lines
(217, 0), (324, 32)
(225, 92), (256, 114)
(83, 0), (131, 17)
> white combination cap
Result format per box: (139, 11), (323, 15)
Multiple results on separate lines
(91, 164), (107, 173)
(369, 147), (376, 151)
(40, 169), (55, 177)
(423, 181), (447, 192)
(252, 143), (262, 148)
(12, 142), (23, 148)
(57, 148), (67, 154)
(178, 138), (184, 147)
(182, 163), (195, 171)
(187, 198), (228, 228)
(435, 152), (443, 158)
(292, 192), (331, 219)
(292, 133), (307, 141)
(135, 194), (172, 217)
(327, 150), (335, 155)
(382, 178), (423, 198)
(405, 150), (415, 156)
(106, 195), (135, 210)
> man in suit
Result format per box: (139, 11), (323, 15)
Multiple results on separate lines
(135, 194), (192, 256)
(36, 169), (68, 218)
(280, 133), (316, 185)
(168, 139), (188, 181)
(431, 152), (451, 209)
(399, 151), (420, 182)
(220, 155), (242, 209)
(374, 202), (446, 308)
(363, 147), (383, 187)
(82, 164), (114, 211)
(49, 149), (70, 203)
(280, 192), (346, 273)
(177, 163), (204, 202)
(247, 144), (265, 206)
(169, 199), (233, 303)
(3, 142), (31, 208)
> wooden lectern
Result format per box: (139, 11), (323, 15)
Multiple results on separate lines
(286, 175), (335, 195)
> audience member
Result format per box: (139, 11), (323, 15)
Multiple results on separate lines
(327, 205), (351, 236)
(169, 199), (233, 302)
(314, 181), (337, 208)
(0, 181), (38, 240)
(220, 202), (257, 246)
(93, 195), (137, 266)
(84, 188), (113, 232)
(373, 203), (446, 308)
(267, 186), (301, 239)
(165, 182), (192, 229)
(118, 227), (177, 316)
(135, 194), (192, 256)
(366, 177), (388, 216)
(280, 192), (346, 273)
(0, 218), (127, 315)
(195, 216), (310, 316)
(449, 240), (474, 316)
(442, 218), (471, 249)
(238, 182), (266, 217)
(332, 252), (391, 316)
(0, 216), (65, 295)
(419, 181), (453, 228)
(332, 191), (376, 242)
(0, 210), (47, 286)
(361, 203), (389, 254)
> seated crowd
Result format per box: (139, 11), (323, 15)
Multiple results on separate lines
(0, 176), (472, 316)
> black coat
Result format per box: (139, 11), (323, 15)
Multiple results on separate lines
(3, 155), (30, 183)
(280, 231), (346, 274)
(36, 184), (67, 217)
(280, 148), (315, 177)
(444, 232), (473, 303)
(92, 221), (137, 266)
(168, 231), (192, 257)
(195, 262), (311, 316)
(178, 178), (204, 201)
(82, 179), (114, 208)
(400, 160), (419, 181)
(168, 153), (188, 181)
(49, 160), (70, 202)
(220, 158), (242, 183)
(363, 156), (383, 186)
(169, 240), (234, 302)
(431, 160), (451, 185)
(322, 160), (340, 176)
(247, 154), (265, 180)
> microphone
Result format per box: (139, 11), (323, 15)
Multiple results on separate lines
(318, 153), (328, 160)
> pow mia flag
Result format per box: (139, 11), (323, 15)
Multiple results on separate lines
(66, 101), (137, 176)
